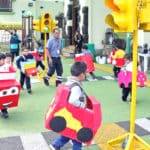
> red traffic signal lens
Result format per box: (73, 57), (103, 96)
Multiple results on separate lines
(44, 13), (50, 19)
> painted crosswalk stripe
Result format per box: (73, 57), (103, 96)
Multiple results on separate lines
(136, 118), (150, 132)
(20, 133), (50, 150)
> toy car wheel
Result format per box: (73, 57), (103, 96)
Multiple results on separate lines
(50, 116), (66, 132)
(77, 127), (93, 142)
(120, 83), (125, 88)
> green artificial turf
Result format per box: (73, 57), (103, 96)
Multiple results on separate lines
(0, 57), (149, 145)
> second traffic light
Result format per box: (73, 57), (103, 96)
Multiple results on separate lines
(51, 20), (58, 31)
(105, 0), (138, 32)
(33, 19), (41, 31)
(41, 13), (52, 32)
(139, 1), (150, 31)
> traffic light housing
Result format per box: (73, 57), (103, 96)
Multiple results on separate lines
(33, 19), (41, 31)
(40, 13), (52, 32)
(51, 20), (58, 31)
(105, 0), (138, 32)
(139, 1), (150, 31)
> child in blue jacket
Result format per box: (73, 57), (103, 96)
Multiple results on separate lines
(16, 47), (34, 94)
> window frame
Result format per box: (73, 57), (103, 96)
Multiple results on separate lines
(0, 0), (12, 12)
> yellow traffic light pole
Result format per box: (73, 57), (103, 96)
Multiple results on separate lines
(107, 29), (150, 150)
(37, 32), (48, 80)
(105, 0), (150, 149)
(33, 12), (59, 80)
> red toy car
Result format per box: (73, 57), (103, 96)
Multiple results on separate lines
(20, 59), (38, 76)
(136, 71), (147, 87)
(118, 70), (147, 88)
(74, 54), (95, 73)
(107, 50), (125, 67)
(30, 51), (44, 61)
(0, 70), (21, 110)
(45, 84), (102, 145)
(107, 49), (116, 64)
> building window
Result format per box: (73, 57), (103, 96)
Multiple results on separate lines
(0, 0), (12, 12)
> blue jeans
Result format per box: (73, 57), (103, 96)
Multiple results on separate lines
(52, 135), (82, 150)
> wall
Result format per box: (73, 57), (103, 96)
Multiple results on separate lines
(0, 0), (149, 48)
(35, 0), (64, 19)
(0, 0), (32, 22)
(144, 32), (150, 47)
(0, 0), (64, 40)
(64, 0), (111, 49)
(0, 0), (64, 21)
(63, 0), (110, 49)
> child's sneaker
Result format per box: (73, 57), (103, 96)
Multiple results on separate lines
(27, 89), (32, 94)
(43, 77), (49, 86)
(1, 109), (9, 119)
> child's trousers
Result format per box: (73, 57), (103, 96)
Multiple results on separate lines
(20, 72), (31, 90)
(52, 135), (82, 150)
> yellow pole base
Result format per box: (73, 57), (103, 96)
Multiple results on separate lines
(107, 133), (150, 150)
(37, 69), (48, 80)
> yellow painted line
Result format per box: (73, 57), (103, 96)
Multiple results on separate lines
(94, 63), (113, 74)
(94, 123), (145, 150)
(146, 80), (150, 87)
(37, 75), (56, 83)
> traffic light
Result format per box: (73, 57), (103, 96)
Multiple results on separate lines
(139, 1), (150, 31)
(33, 19), (41, 31)
(105, 0), (138, 32)
(40, 13), (52, 32)
(51, 20), (58, 31)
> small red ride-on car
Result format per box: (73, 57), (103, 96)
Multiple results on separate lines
(74, 54), (95, 73)
(107, 50), (125, 67)
(118, 70), (147, 88)
(0, 69), (21, 110)
(45, 84), (102, 145)
(20, 59), (38, 76)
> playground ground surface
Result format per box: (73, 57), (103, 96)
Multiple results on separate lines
(0, 57), (150, 150)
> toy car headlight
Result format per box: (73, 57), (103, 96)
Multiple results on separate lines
(9, 87), (19, 95)
(0, 87), (19, 97)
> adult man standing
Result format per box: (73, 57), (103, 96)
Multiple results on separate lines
(10, 30), (21, 62)
(74, 30), (83, 54)
(43, 28), (63, 87)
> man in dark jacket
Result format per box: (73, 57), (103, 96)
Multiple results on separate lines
(10, 30), (21, 62)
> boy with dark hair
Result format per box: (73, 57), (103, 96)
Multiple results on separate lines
(5, 52), (16, 69)
(112, 38), (126, 79)
(81, 45), (96, 80)
(16, 47), (33, 94)
(50, 61), (87, 150)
